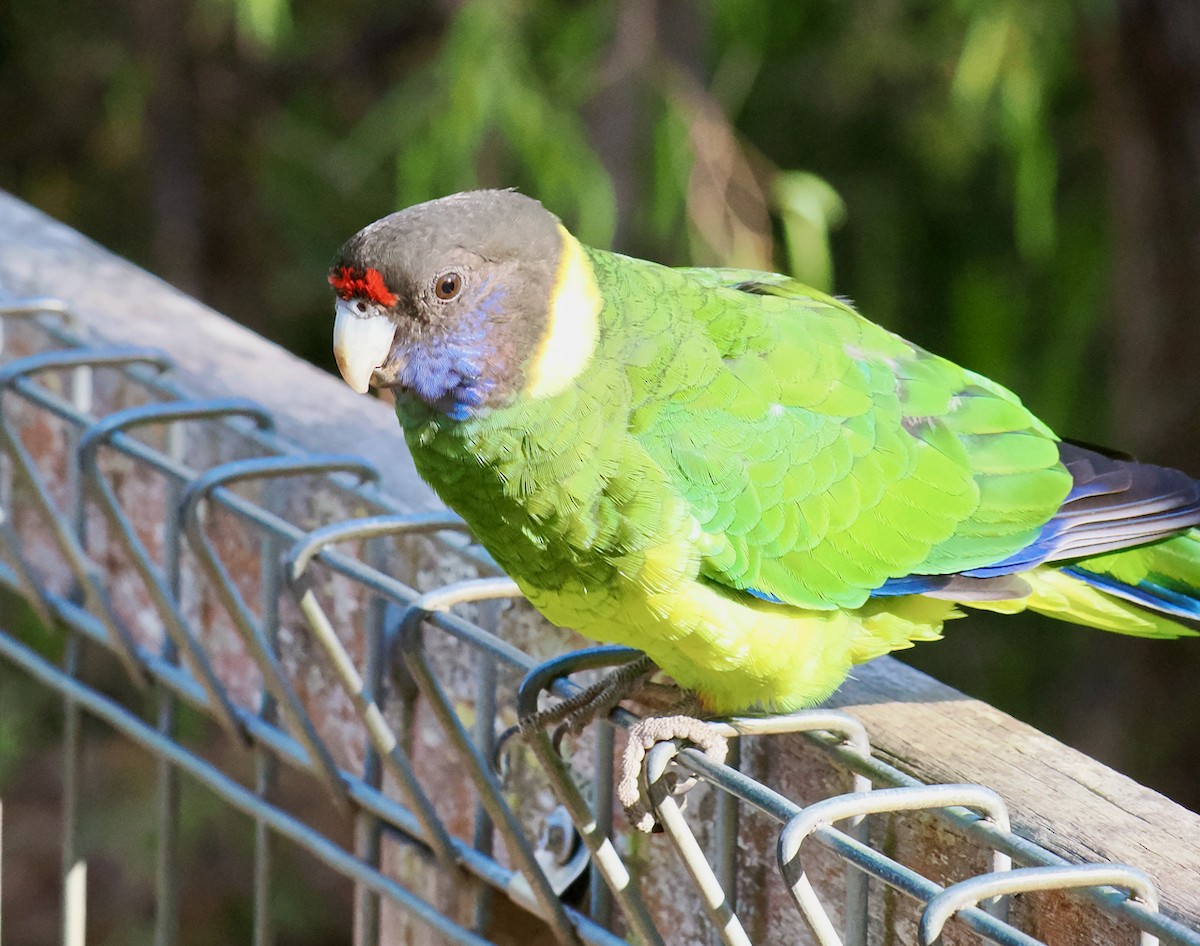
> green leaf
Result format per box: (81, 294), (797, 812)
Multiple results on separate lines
(774, 170), (846, 291)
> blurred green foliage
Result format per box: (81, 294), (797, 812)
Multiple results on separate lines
(0, 0), (1115, 435)
(3, 0), (1200, 916)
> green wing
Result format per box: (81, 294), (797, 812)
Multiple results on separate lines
(628, 264), (1072, 610)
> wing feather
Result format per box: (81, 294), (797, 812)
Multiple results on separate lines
(632, 267), (1070, 610)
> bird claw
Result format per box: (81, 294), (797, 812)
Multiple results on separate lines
(492, 723), (521, 783)
(617, 715), (728, 833)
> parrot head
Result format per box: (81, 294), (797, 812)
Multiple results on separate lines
(329, 189), (601, 419)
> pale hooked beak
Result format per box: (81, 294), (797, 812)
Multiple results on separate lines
(333, 298), (397, 394)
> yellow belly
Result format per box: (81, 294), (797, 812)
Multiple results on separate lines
(523, 566), (959, 714)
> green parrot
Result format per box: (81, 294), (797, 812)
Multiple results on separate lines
(329, 189), (1199, 716)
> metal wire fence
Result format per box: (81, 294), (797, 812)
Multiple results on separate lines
(0, 298), (1197, 946)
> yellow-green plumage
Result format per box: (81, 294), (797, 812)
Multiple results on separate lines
(331, 191), (1200, 714)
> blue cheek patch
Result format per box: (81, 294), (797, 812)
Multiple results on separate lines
(397, 283), (506, 417)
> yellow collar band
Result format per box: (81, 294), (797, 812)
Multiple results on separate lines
(524, 226), (601, 399)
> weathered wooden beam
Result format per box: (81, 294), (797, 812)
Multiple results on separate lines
(1, 190), (1197, 945)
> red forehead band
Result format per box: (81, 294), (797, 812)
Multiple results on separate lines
(329, 266), (399, 307)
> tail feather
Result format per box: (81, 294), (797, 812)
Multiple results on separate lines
(959, 447), (1200, 639)
(1061, 528), (1200, 626)
(968, 565), (1199, 639)
(1061, 565), (1200, 622)
(966, 528), (1200, 638)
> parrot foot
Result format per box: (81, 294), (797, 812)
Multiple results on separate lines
(618, 714), (728, 833)
(495, 654), (663, 781)
(503, 655), (726, 831)
(517, 653), (658, 740)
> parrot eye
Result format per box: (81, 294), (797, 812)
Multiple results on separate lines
(434, 272), (462, 301)
(354, 300), (368, 314)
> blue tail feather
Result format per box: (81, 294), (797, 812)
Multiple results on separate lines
(1062, 565), (1200, 622)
